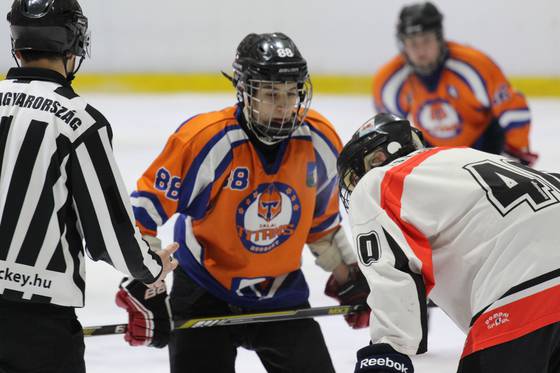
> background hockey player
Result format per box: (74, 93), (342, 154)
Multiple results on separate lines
(338, 113), (560, 373)
(0, 1), (178, 372)
(372, 1), (538, 166)
(117, 32), (370, 372)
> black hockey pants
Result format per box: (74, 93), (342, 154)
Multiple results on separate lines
(0, 297), (85, 373)
(458, 321), (560, 373)
(168, 267), (336, 373)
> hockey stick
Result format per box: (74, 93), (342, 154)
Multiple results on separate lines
(83, 304), (367, 337)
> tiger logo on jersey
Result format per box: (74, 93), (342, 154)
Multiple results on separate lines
(258, 186), (282, 222)
(236, 182), (301, 254)
(417, 99), (463, 139)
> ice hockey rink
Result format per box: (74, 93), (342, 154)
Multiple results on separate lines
(75, 93), (560, 372)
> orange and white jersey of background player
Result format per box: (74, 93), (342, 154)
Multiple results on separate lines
(131, 105), (343, 309)
(373, 41), (533, 153)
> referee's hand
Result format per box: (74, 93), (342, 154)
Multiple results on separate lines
(148, 242), (179, 289)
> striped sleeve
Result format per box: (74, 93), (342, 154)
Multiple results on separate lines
(372, 58), (411, 117)
(131, 133), (184, 236)
(132, 120), (244, 236)
(486, 62), (532, 151)
(448, 53), (532, 150)
(349, 172), (429, 356)
(70, 106), (162, 284)
(306, 116), (343, 243)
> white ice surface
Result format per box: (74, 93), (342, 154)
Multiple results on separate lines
(75, 94), (560, 372)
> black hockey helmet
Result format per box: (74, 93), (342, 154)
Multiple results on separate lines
(396, 2), (446, 76)
(8, 0), (89, 57)
(229, 32), (313, 145)
(7, 0), (89, 81)
(232, 32), (309, 86)
(337, 113), (426, 209)
(397, 1), (443, 40)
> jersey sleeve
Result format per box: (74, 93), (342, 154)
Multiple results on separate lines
(483, 57), (532, 151)
(372, 57), (411, 117)
(70, 107), (162, 283)
(372, 72), (387, 113)
(131, 123), (236, 236)
(306, 115), (344, 243)
(349, 176), (429, 356)
(131, 133), (186, 236)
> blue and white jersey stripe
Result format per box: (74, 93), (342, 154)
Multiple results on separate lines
(310, 213), (341, 234)
(178, 126), (248, 212)
(381, 64), (412, 117)
(445, 58), (490, 108)
(295, 123), (340, 221)
(498, 108), (531, 131)
(131, 191), (167, 230)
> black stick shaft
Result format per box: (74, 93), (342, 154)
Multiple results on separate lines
(83, 304), (366, 337)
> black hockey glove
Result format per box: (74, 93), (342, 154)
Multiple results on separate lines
(324, 263), (371, 329)
(115, 278), (172, 348)
(355, 344), (414, 373)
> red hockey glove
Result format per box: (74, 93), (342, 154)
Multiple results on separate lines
(354, 343), (414, 373)
(115, 278), (172, 348)
(503, 144), (539, 167)
(325, 263), (371, 329)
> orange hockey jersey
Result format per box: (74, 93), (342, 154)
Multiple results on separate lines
(131, 106), (342, 308)
(373, 41), (532, 152)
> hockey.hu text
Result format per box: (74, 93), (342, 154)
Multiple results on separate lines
(0, 267), (52, 289)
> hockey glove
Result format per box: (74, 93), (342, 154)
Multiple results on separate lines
(503, 144), (539, 167)
(355, 344), (414, 373)
(115, 277), (172, 348)
(324, 263), (371, 329)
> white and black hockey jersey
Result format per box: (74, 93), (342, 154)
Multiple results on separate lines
(0, 68), (162, 308)
(349, 146), (560, 357)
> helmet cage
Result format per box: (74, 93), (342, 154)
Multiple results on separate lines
(231, 33), (312, 145)
(241, 77), (312, 145)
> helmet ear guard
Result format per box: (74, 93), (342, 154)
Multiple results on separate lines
(337, 114), (426, 210)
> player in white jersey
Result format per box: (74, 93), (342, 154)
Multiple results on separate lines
(0, 1), (178, 372)
(338, 113), (560, 373)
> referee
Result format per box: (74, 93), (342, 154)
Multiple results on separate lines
(0, 1), (178, 372)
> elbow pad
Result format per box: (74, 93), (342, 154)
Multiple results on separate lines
(308, 227), (356, 271)
(142, 234), (162, 252)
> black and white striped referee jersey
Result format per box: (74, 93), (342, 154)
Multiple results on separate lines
(0, 67), (163, 307)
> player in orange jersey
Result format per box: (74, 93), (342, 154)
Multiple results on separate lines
(372, 2), (538, 166)
(117, 33), (370, 373)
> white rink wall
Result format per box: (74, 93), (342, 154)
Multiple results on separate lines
(0, 0), (559, 75)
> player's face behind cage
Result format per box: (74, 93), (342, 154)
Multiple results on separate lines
(342, 150), (388, 191)
(401, 32), (441, 74)
(337, 113), (426, 210)
(339, 149), (387, 210)
(243, 79), (312, 144)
